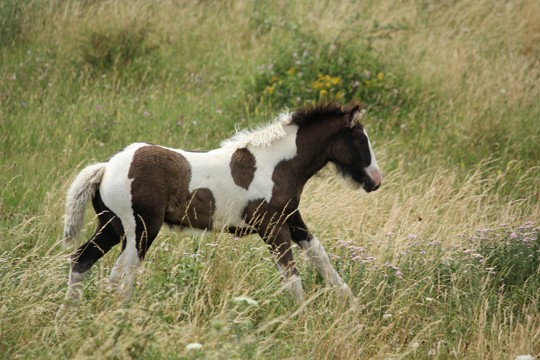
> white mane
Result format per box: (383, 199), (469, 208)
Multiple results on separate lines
(220, 112), (293, 148)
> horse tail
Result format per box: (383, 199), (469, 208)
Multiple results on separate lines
(63, 163), (106, 248)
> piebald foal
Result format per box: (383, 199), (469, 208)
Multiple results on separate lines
(64, 103), (381, 303)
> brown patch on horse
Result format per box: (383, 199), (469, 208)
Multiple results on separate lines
(129, 146), (191, 216)
(230, 148), (257, 190)
(242, 198), (270, 227)
(128, 146), (216, 230)
(183, 188), (216, 229)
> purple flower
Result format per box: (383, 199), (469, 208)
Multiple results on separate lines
(337, 239), (352, 248)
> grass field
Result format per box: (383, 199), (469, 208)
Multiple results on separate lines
(1, 0), (539, 358)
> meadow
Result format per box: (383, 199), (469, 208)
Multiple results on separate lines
(1, 0), (539, 358)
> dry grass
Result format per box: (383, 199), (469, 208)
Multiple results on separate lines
(1, 0), (539, 358)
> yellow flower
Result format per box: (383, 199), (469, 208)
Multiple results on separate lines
(264, 84), (275, 95)
(335, 91), (343, 99)
(270, 75), (280, 83)
(320, 89), (328, 97)
(312, 80), (323, 90)
(331, 76), (342, 86)
(377, 72), (384, 81)
(287, 67), (297, 76)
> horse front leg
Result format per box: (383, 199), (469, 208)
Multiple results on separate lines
(259, 223), (305, 303)
(289, 212), (355, 302)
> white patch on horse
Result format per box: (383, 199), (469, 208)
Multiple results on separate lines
(363, 128), (382, 187)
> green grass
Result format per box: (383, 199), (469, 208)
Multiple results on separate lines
(1, 0), (540, 358)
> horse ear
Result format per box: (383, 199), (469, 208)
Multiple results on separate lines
(347, 103), (365, 128)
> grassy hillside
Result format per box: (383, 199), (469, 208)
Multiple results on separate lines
(1, 0), (539, 358)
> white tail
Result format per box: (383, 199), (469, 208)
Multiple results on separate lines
(63, 163), (106, 248)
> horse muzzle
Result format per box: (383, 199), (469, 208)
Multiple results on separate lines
(363, 166), (382, 192)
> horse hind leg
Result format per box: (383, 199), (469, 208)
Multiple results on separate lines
(109, 211), (163, 300)
(65, 215), (122, 302)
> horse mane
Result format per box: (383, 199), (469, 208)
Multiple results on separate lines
(220, 102), (350, 149)
(220, 112), (293, 148)
(291, 102), (347, 125)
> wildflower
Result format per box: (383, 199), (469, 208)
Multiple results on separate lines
(330, 76), (342, 86)
(320, 89), (328, 97)
(287, 67), (297, 76)
(264, 84), (275, 95)
(186, 343), (203, 351)
(233, 296), (258, 306)
(395, 270), (403, 278)
(337, 239), (353, 247)
(377, 72), (385, 81)
(382, 313), (392, 320)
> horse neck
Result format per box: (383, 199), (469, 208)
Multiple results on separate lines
(272, 124), (336, 188)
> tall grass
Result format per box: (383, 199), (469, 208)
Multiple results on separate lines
(1, 0), (539, 358)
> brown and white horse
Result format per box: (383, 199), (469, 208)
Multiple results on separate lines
(63, 103), (382, 303)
